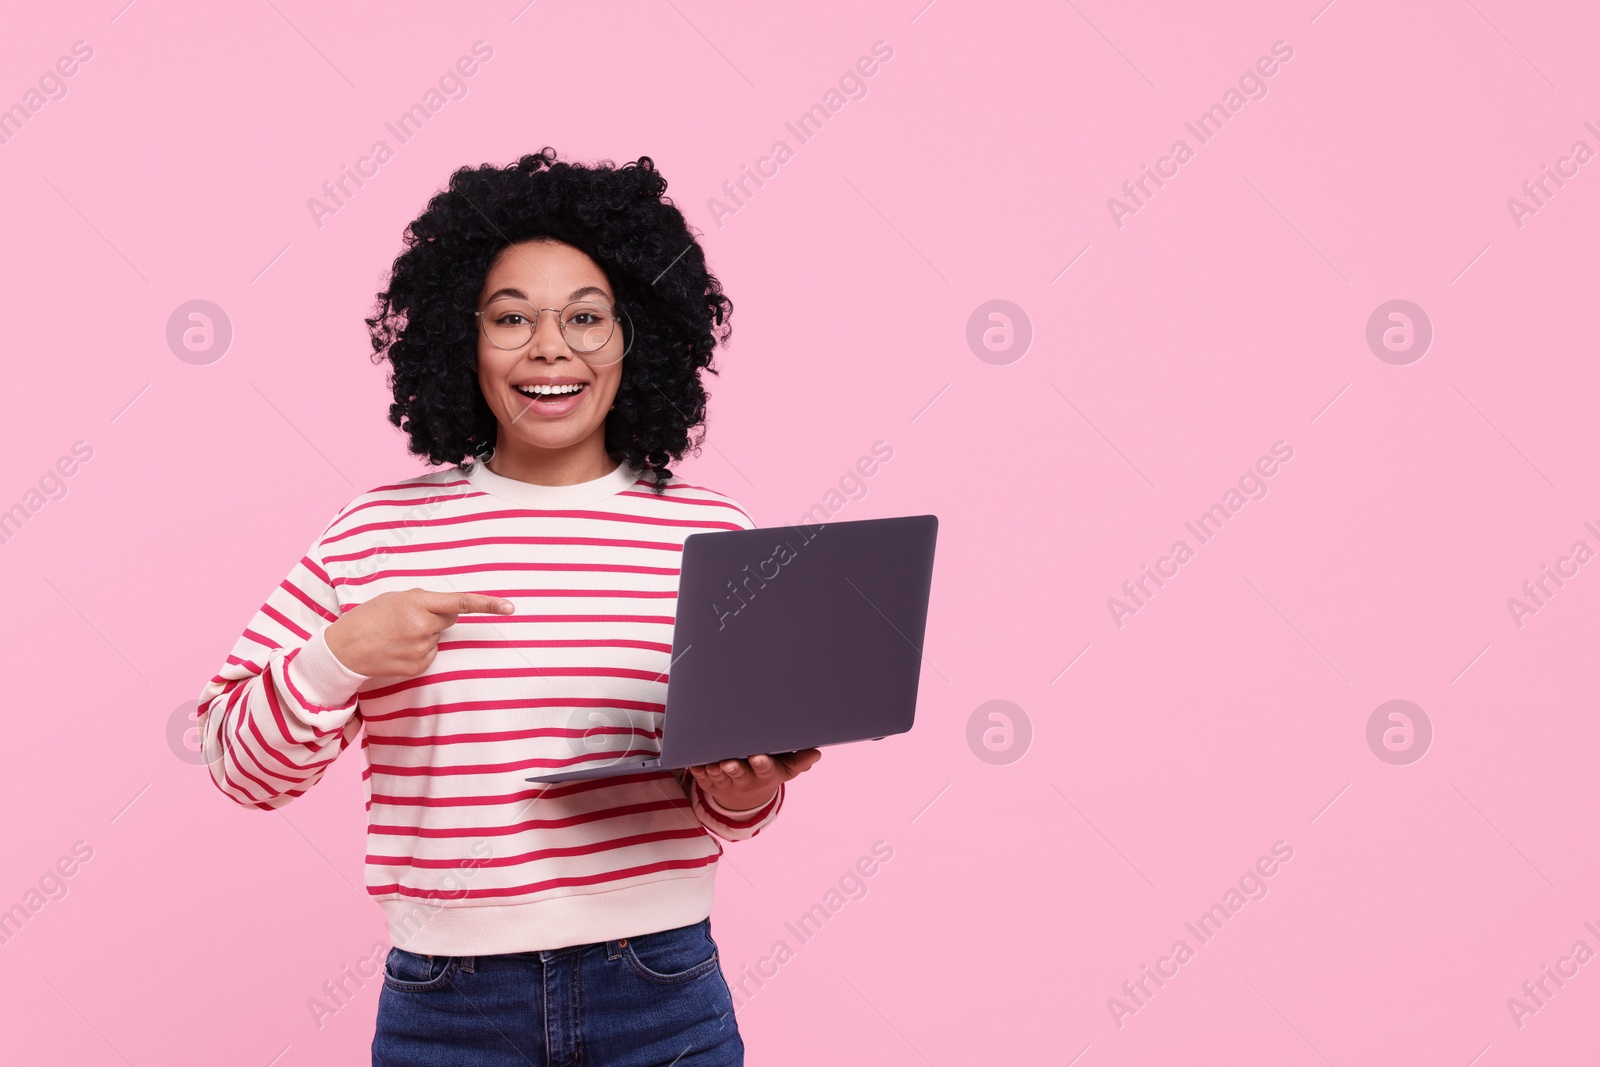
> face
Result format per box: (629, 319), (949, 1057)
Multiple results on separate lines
(475, 239), (625, 461)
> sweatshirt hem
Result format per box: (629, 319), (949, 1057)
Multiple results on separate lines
(377, 867), (717, 956)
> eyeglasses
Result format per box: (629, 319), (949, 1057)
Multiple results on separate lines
(474, 297), (626, 366)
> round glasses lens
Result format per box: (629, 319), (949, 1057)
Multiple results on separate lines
(561, 301), (617, 354)
(481, 298), (536, 350)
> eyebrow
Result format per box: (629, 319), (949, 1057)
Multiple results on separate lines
(484, 285), (611, 303)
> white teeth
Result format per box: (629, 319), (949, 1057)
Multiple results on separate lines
(515, 383), (584, 397)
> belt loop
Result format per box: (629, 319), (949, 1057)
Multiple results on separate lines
(606, 939), (623, 961)
(461, 955), (475, 974)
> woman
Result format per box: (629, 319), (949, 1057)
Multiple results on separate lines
(196, 148), (820, 1065)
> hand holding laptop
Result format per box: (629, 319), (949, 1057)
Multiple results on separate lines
(687, 749), (823, 811)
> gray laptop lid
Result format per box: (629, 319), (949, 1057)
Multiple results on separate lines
(658, 514), (939, 768)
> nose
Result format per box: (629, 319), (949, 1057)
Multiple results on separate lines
(527, 308), (571, 361)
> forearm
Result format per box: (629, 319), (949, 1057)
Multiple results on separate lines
(200, 614), (367, 809)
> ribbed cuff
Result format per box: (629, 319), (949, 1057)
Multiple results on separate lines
(703, 782), (781, 817)
(286, 627), (370, 709)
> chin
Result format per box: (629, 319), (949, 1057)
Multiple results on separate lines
(512, 431), (584, 452)
(509, 423), (603, 451)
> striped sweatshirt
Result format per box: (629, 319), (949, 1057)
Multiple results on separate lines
(196, 457), (784, 956)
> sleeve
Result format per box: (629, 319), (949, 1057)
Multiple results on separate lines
(671, 770), (785, 842)
(196, 528), (370, 811)
(725, 496), (757, 532)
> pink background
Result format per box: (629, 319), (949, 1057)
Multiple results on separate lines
(2, 0), (1597, 1063)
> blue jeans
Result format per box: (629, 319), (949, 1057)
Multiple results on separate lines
(371, 917), (744, 1066)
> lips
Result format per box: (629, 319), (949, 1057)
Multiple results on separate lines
(510, 379), (589, 417)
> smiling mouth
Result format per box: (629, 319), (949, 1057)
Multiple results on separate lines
(513, 383), (587, 399)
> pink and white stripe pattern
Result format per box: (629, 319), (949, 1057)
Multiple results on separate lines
(197, 458), (784, 955)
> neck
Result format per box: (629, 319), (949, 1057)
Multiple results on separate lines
(486, 430), (616, 486)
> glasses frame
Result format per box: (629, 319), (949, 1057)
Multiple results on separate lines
(473, 297), (629, 365)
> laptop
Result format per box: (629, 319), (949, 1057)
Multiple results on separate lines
(525, 513), (939, 783)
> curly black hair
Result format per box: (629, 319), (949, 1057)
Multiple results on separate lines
(365, 148), (734, 492)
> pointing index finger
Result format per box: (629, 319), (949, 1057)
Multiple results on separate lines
(417, 591), (516, 617)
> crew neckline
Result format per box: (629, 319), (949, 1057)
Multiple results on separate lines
(461, 453), (646, 507)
